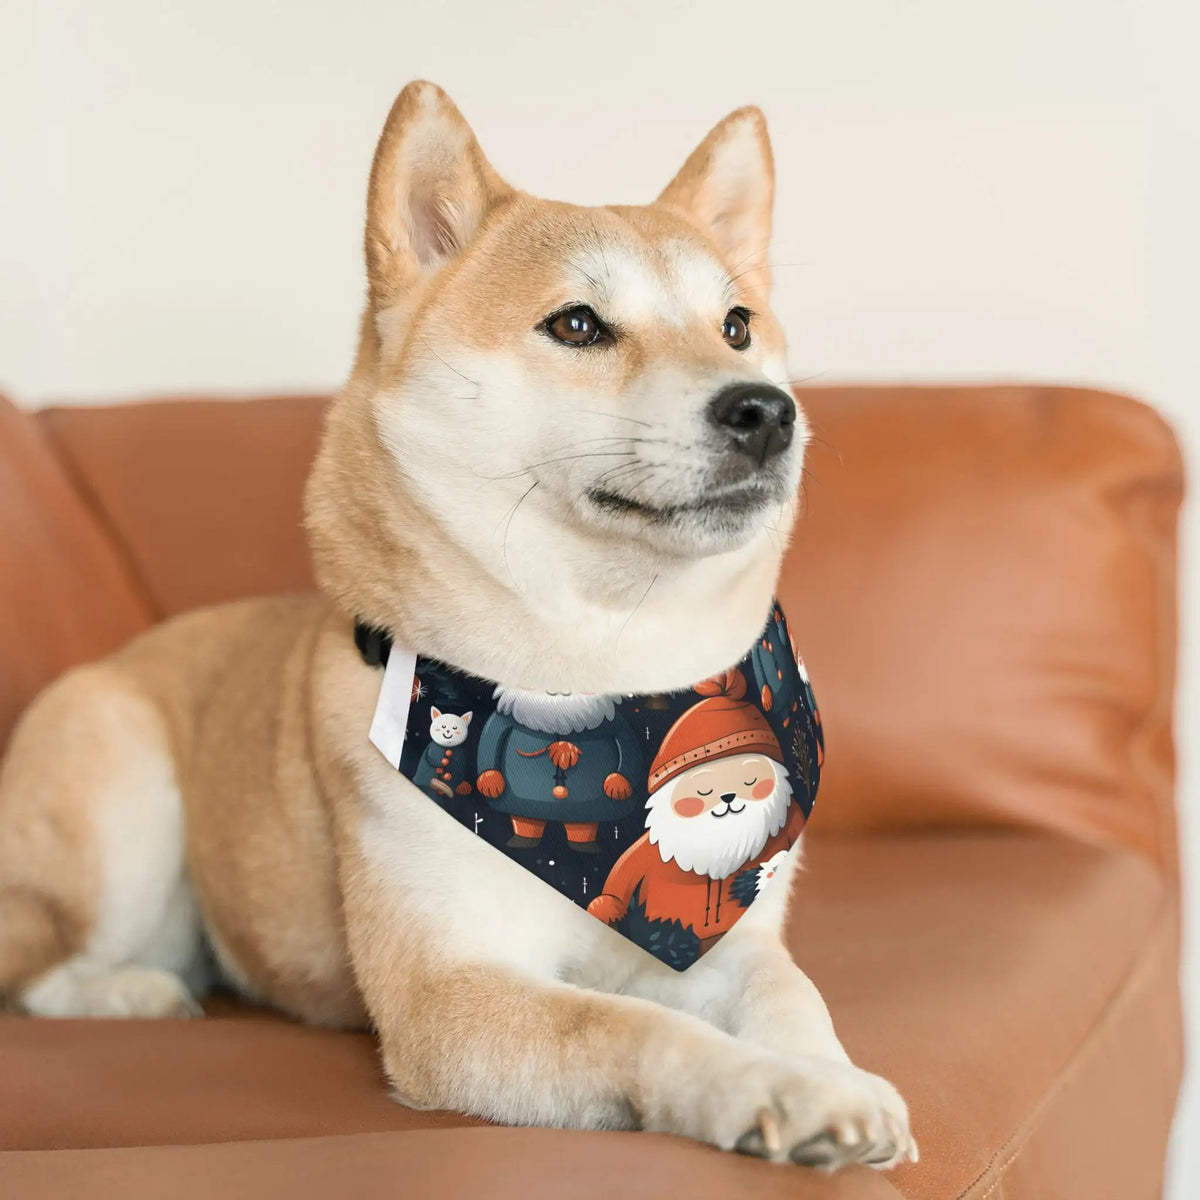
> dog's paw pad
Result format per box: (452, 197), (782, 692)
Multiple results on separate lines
(790, 1130), (843, 1168)
(734, 1128), (769, 1158)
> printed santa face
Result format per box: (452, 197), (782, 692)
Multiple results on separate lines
(646, 753), (792, 879)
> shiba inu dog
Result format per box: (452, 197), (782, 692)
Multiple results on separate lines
(0, 81), (915, 1169)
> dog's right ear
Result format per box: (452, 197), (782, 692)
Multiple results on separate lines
(365, 82), (512, 305)
(657, 107), (775, 291)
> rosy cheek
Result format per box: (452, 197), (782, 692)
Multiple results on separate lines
(672, 796), (706, 818)
(751, 779), (774, 800)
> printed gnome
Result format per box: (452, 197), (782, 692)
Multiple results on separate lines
(588, 668), (804, 960)
(475, 689), (644, 852)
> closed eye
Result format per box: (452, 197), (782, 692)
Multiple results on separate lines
(697, 788), (713, 797)
(743, 778), (758, 787)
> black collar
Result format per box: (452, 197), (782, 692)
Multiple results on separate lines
(354, 619), (393, 668)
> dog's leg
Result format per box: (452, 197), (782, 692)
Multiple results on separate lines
(613, 858), (918, 1168)
(694, 929), (852, 1061)
(336, 812), (907, 1168)
(620, 935), (915, 1168)
(351, 941), (914, 1166)
(0, 665), (206, 1017)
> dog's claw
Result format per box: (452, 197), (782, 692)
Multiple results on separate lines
(755, 1106), (782, 1157)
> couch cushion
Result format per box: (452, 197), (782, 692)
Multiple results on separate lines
(785, 386), (1182, 873)
(0, 394), (151, 751)
(0, 1129), (905, 1200)
(39, 396), (323, 617)
(0, 832), (1179, 1200)
(797, 835), (1179, 1199)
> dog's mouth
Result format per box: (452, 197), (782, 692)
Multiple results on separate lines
(585, 481), (774, 524)
(710, 800), (747, 819)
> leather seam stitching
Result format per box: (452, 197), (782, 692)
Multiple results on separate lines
(955, 890), (1176, 1199)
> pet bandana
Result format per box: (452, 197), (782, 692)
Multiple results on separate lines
(359, 602), (822, 971)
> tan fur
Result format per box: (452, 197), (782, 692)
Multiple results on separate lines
(0, 82), (914, 1167)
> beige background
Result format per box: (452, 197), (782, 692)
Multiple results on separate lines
(1, 1), (1196, 1192)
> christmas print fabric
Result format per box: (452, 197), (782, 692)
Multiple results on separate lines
(374, 602), (822, 971)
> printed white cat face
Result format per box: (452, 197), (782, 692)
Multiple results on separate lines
(429, 708), (472, 747)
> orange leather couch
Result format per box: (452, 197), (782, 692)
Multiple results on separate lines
(0, 384), (1184, 1199)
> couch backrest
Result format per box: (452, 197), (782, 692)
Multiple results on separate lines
(0, 394), (152, 751)
(39, 396), (323, 617)
(25, 386), (1183, 872)
(783, 386), (1181, 876)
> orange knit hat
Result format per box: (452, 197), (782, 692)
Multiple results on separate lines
(647, 668), (783, 793)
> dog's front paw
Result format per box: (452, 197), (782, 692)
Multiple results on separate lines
(668, 1051), (917, 1170)
(778, 1064), (918, 1171)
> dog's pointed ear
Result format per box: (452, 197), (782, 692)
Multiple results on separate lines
(657, 106), (775, 291)
(365, 81), (512, 304)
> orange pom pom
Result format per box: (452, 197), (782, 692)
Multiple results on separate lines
(694, 667), (747, 701)
(547, 740), (581, 770)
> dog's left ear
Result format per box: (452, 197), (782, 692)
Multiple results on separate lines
(657, 107), (775, 291)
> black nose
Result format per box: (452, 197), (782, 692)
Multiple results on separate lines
(707, 383), (796, 463)
(720, 791), (737, 803)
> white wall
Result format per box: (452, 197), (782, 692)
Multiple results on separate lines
(1, 1), (1196, 1191)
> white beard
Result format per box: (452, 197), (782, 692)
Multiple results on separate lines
(646, 763), (792, 879)
(493, 687), (618, 735)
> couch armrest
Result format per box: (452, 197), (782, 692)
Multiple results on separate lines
(0, 393), (151, 752)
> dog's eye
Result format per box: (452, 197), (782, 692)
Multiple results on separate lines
(722, 307), (751, 350)
(743, 778), (757, 787)
(545, 306), (605, 347)
(697, 788), (713, 797)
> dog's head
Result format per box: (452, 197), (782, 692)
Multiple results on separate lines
(308, 82), (806, 690)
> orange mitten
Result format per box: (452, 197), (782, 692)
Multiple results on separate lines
(476, 769), (506, 798)
(603, 772), (632, 801)
(587, 894), (626, 924)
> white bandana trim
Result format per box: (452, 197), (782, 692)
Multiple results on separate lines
(368, 644), (419, 770)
